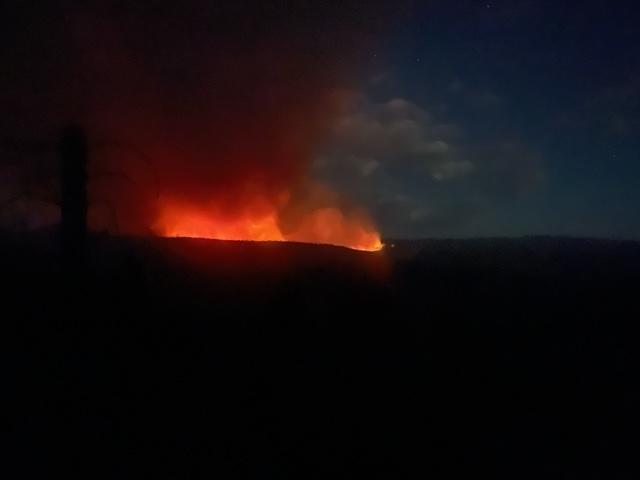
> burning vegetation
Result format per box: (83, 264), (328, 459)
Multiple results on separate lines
(154, 196), (382, 252)
(1, 2), (405, 251)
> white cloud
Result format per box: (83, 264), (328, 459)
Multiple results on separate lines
(325, 96), (474, 182)
(431, 159), (474, 181)
(360, 159), (380, 177)
(315, 94), (544, 237)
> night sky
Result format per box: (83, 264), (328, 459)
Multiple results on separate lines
(2, 1), (639, 240)
(317, 0), (640, 239)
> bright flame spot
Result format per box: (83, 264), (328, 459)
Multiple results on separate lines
(154, 199), (383, 252)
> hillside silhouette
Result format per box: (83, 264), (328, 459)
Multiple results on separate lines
(3, 232), (640, 478)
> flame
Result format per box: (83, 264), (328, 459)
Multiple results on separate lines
(154, 198), (383, 252)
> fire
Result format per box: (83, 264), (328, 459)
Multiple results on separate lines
(154, 198), (383, 252)
(284, 207), (383, 252)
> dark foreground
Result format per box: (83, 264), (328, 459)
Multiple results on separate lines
(3, 233), (640, 478)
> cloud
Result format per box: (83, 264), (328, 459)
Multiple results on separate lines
(431, 159), (474, 181)
(361, 159), (381, 176)
(323, 96), (474, 183)
(315, 95), (544, 237)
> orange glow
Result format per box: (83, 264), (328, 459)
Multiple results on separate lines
(154, 198), (383, 252)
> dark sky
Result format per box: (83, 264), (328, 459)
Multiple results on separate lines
(316, 0), (640, 238)
(2, 1), (639, 239)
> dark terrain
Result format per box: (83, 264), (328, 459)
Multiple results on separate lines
(3, 232), (640, 478)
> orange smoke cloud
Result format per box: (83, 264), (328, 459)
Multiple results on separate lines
(48, 2), (410, 250)
(153, 191), (382, 252)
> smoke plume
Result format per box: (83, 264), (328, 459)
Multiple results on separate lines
(1, 1), (410, 249)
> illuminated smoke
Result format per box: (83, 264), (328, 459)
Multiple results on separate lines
(1, 1), (410, 250)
